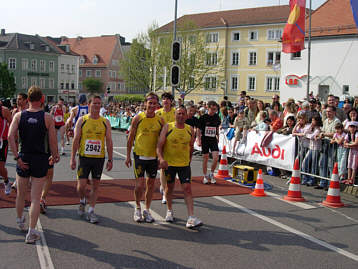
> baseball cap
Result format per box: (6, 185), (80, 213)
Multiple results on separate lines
(348, 121), (358, 127)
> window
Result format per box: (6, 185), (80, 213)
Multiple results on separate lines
(232, 52), (239, 66)
(65, 82), (69, 89)
(66, 64), (70, 73)
(267, 77), (280, 91)
(39, 78), (46, 89)
(232, 32), (240, 41)
(189, 35), (196, 45)
(49, 61), (55, 72)
(31, 59), (37, 71)
(22, 59), (28, 70)
(86, 70), (92, 77)
(80, 56), (85, 64)
(71, 81), (75, 89)
(40, 60), (45, 72)
(31, 78), (37, 86)
(95, 70), (102, 77)
(267, 52), (281, 65)
(112, 59), (119, 66)
(78, 83), (82, 90)
(8, 58), (16, 69)
(49, 79), (54, 89)
(291, 51), (301, 59)
(204, 76), (217, 90)
(60, 64), (64, 72)
(249, 31), (258, 41)
(267, 29), (282, 40)
(249, 52), (257, 65)
(206, 32), (218, 43)
(79, 70), (82, 77)
(71, 65), (75, 73)
(231, 76), (238, 91)
(190, 54), (196, 67)
(60, 81), (64, 89)
(92, 56), (98, 64)
(21, 77), (27, 89)
(206, 53), (217, 66)
(274, 77), (280, 91)
(248, 76), (256, 91)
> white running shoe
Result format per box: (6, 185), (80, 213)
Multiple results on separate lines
(186, 216), (203, 229)
(78, 200), (86, 217)
(203, 176), (209, 184)
(66, 141), (70, 145)
(159, 185), (164, 194)
(161, 196), (167, 204)
(133, 208), (143, 222)
(87, 211), (99, 224)
(209, 173), (216, 184)
(165, 210), (174, 222)
(25, 230), (41, 244)
(4, 182), (12, 195)
(16, 216), (27, 232)
(61, 147), (65, 156)
(142, 209), (155, 223)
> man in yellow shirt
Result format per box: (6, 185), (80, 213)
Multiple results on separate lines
(157, 105), (203, 228)
(155, 92), (175, 204)
(70, 95), (113, 224)
(126, 92), (164, 223)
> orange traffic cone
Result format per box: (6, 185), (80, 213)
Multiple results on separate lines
(284, 158), (305, 202)
(322, 163), (344, 208)
(214, 146), (232, 180)
(250, 169), (266, 197)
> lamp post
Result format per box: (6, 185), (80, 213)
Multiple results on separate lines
(172, 0), (178, 98)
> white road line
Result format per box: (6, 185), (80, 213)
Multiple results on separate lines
(36, 219), (55, 269)
(127, 201), (168, 225)
(318, 204), (358, 224)
(113, 150), (128, 159)
(101, 173), (113, 180)
(214, 196), (358, 262)
(113, 147), (127, 149)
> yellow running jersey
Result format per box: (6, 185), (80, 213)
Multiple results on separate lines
(133, 112), (163, 157)
(156, 107), (175, 124)
(163, 122), (192, 167)
(79, 114), (107, 158)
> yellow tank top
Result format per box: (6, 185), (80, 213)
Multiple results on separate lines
(163, 122), (192, 167)
(79, 114), (107, 158)
(64, 112), (70, 122)
(133, 112), (163, 157)
(156, 107), (175, 124)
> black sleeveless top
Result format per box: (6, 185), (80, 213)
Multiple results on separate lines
(19, 110), (49, 154)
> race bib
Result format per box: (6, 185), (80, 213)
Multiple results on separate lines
(205, 126), (216, 137)
(55, 115), (63, 123)
(84, 140), (102, 155)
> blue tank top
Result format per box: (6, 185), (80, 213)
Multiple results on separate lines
(19, 110), (48, 154)
(74, 105), (89, 124)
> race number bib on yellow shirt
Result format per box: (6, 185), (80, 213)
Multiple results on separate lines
(55, 115), (63, 122)
(84, 140), (102, 156)
(205, 126), (216, 137)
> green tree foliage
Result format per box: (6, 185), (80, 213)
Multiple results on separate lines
(113, 94), (144, 103)
(82, 78), (104, 94)
(0, 63), (16, 98)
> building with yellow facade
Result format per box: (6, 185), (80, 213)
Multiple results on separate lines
(157, 5), (290, 103)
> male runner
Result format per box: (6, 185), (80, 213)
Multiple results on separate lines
(70, 95), (113, 224)
(8, 86), (59, 243)
(198, 101), (221, 184)
(51, 98), (66, 155)
(66, 94), (88, 138)
(0, 102), (12, 195)
(157, 105), (203, 228)
(155, 92), (175, 204)
(126, 92), (164, 223)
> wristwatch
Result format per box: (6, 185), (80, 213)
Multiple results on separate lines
(14, 156), (20, 161)
(108, 159), (113, 162)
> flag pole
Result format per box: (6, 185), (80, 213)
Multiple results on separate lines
(306, 0), (312, 100)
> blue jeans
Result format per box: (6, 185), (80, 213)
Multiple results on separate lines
(302, 149), (320, 185)
(319, 140), (335, 187)
(336, 146), (348, 178)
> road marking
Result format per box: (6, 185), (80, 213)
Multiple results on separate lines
(113, 150), (128, 160)
(318, 204), (358, 223)
(214, 196), (358, 262)
(113, 147), (127, 149)
(127, 201), (168, 225)
(266, 191), (317, 210)
(101, 173), (113, 180)
(36, 219), (55, 269)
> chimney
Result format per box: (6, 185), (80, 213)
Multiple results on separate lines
(77, 36), (83, 41)
(1, 29), (5, 36)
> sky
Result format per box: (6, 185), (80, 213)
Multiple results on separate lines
(2, 0), (327, 42)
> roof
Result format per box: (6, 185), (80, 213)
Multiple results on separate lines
(60, 35), (121, 67)
(0, 32), (60, 54)
(42, 36), (79, 56)
(157, 5), (290, 32)
(310, 0), (358, 37)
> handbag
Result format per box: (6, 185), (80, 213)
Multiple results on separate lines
(226, 128), (235, 140)
(260, 131), (274, 147)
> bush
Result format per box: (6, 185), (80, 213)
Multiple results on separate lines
(113, 94), (145, 103)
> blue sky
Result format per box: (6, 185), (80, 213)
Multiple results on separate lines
(2, 0), (327, 42)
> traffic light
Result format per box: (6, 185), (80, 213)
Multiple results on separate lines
(107, 87), (110, 94)
(172, 41), (181, 62)
(171, 65), (180, 86)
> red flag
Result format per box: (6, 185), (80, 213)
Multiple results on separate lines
(282, 0), (306, 53)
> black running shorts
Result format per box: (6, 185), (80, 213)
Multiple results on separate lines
(0, 139), (8, 162)
(77, 156), (105, 180)
(16, 153), (49, 178)
(201, 139), (219, 154)
(133, 152), (158, 179)
(165, 166), (191, 184)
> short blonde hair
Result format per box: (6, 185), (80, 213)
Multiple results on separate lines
(27, 86), (42, 102)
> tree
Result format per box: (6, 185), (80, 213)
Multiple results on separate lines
(0, 63), (16, 98)
(82, 78), (104, 94)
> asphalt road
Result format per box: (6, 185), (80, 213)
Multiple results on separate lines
(1, 130), (358, 269)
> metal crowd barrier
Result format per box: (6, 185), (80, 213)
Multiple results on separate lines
(105, 115), (132, 130)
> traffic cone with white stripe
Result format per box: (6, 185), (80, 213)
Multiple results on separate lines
(322, 163), (344, 208)
(250, 169), (266, 197)
(214, 146), (232, 180)
(284, 158), (305, 202)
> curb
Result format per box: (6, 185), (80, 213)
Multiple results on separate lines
(341, 184), (358, 197)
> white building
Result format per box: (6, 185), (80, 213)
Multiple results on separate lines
(280, 0), (358, 102)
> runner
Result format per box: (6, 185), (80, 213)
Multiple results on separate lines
(8, 86), (60, 244)
(155, 92), (175, 204)
(66, 94), (88, 138)
(70, 95), (113, 224)
(0, 102), (12, 195)
(157, 105), (203, 228)
(51, 98), (66, 155)
(198, 101), (221, 184)
(125, 92), (164, 223)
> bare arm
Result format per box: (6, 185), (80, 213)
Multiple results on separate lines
(189, 126), (195, 162)
(105, 119), (113, 171)
(8, 112), (20, 158)
(66, 107), (77, 128)
(156, 123), (168, 169)
(2, 106), (12, 124)
(125, 115), (139, 168)
(70, 116), (83, 170)
(45, 113), (60, 163)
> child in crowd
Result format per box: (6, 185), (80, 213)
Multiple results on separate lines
(277, 116), (296, 135)
(330, 123), (348, 181)
(232, 110), (249, 155)
(343, 121), (358, 185)
(302, 115), (322, 186)
(292, 112), (310, 165)
(252, 111), (269, 132)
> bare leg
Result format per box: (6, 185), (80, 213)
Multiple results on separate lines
(144, 178), (155, 210)
(202, 154), (209, 175)
(211, 151), (219, 173)
(0, 162), (8, 183)
(89, 179), (100, 208)
(134, 177), (145, 208)
(160, 169), (167, 196)
(181, 183), (194, 217)
(16, 175), (30, 218)
(77, 178), (88, 201)
(165, 182), (175, 211)
(41, 168), (54, 201)
(59, 126), (65, 148)
(29, 177), (45, 229)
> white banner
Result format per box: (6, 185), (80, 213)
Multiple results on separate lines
(195, 130), (296, 171)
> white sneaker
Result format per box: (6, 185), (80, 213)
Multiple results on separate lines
(161, 196), (167, 204)
(11, 180), (17, 190)
(143, 209), (155, 223)
(4, 182), (12, 195)
(165, 210), (174, 222)
(159, 185), (164, 194)
(209, 173), (216, 184)
(25, 229), (41, 244)
(186, 216), (203, 229)
(203, 176), (209, 184)
(66, 141), (70, 145)
(133, 208), (143, 222)
(16, 216), (27, 232)
(61, 147), (65, 155)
